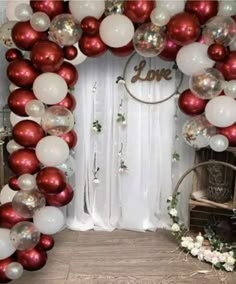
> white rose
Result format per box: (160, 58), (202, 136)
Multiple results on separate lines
(187, 242), (194, 250)
(194, 242), (202, 249)
(223, 263), (234, 272)
(181, 241), (188, 248)
(218, 254), (226, 263)
(167, 196), (173, 201)
(181, 236), (193, 243)
(171, 223), (180, 232)
(211, 257), (220, 266)
(191, 248), (199, 256)
(226, 256), (235, 266)
(169, 208), (178, 217)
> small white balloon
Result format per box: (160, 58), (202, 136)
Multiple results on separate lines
(10, 112), (41, 127)
(5, 262), (24, 280)
(9, 83), (19, 92)
(205, 96), (236, 127)
(6, 140), (24, 154)
(224, 80), (236, 98)
(6, 0), (29, 21)
(17, 174), (36, 191)
(209, 134), (229, 152)
(65, 44), (87, 65)
(150, 7), (171, 27)
(218, 0), (236, 17)
(33, 206), (65, 235)
(0, 229), (16, 260)
(25, 100), (45, 118)
(157, 0), (185, 16)
(100, 14), (134, 48)
(30, 12), (51, 32)
(15, 3), (33, 21)
(0, 184), (17, 204)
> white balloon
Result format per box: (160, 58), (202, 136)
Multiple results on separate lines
(100, 14), (134, 48)
(36, 136), (70, 166)
(9, 83), (19, 92)
(10, 112), (41, 127)
(205, 96), (236, 127)
(209, 134), (229, 152)
(0, 229), (16, 260)
(17, 174), (36, 191)
(5, 262), (24, 280)
(0, 184), (17, 204)
(69, 0), (105, 23)
(156, 0), (185, 16)
(15, 3), (33, 21)
(33, 73), (68, 105)
(25, 100), (45, 118)
(65, 44), (87, 65)
(6, 140), (23, 154)
(218, 0), (236, 17)
(224, 80), (236, 98)
(33, 206), (65, 235)
(150, 7), (171, 27)
(176, 43), (215, 76)
(6, 0), (29, 21)
(30, 12), (51, 32)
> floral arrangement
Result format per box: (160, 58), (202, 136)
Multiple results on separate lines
(167, 193), (236, 272)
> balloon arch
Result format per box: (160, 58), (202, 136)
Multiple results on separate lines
(0, 0), (236, 281)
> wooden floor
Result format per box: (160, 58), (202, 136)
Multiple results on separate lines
(13, 230), (235, 284)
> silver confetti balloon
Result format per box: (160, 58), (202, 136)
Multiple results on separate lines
(105, 0), (124, 16)
(10, 222), (40, 251)
(182, 115), (216, 149)
(133, 23), (166, 57)
(49, 13), (82, 46)
(5, 262), (24, 280)
(12, 190), (46, 218)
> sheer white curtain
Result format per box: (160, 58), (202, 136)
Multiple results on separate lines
(66, 53), (194, 231)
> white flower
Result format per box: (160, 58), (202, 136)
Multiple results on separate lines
(223, 263), (234, 272)
(171, 223), (180, 232)
(92, 126), (98, 132)
(169, 208), (178, 217)
(187, 242), (194, 250)
(229, 251), (234, 257)
(191, 248), (199, 256)
(211, 257), (220, 266)
(198, 249), (205, 261)
(181, 241), (188, 248)
(218, 254), (227, 263)
(167, 196), (173, 201)
(181, 236), (193, 242)
(194, 242), (202, 249)
(226, 256), (235, 266)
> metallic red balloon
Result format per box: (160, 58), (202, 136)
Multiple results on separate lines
(36, 167), (66, 194)
(37, 234), (54, 251)
(7, 59), (39, 88)
(5, 48), (23, 62)
(207, 43), (227, 61)
(80, 16), (100, 35)
(178, 89), (207, 116)
(110, 41), (134, 57)
(0, 257), (14, 283)
(218, 123), (236, 147)
(215, 51), (236, 81)
(45, 183), (74, 207)
(12, 120), (45, 148)
(8, 176), (21, 191)
(12, 21), (47, 51)
(31, 40), (64, 73)
(167, 12), (201, 46)
(16, 248), (47, 271)
(185, 0), (219, 25)
(60, 130), (77, 149)
(56, 62), (78, 88)
(63, 46), (78, 60)
(57, 92), (76, 111)
(124, 0), (155, 23)
(30, 0), (64, 19)
(8, 149), (40, 175)
(79, 34), (108, 57)
(8, 88), (36, 116)
(0, 202), (30, 229)
(159, 37), (181, 61)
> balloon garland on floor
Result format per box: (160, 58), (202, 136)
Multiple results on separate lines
(0, 0), (235, 281)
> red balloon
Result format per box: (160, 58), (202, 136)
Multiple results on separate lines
(218, 123), (236, 147)
(12, 21), (46, 51)
(45, 183), (74, 207)
(0, 203), (30, 229)
(124, 0), (155, 23)
(7, 59), (39, 88)
(79, 34), (108, 57)
(178, 89), (207, 116)
(37, 234), (54, 251)
(159, 37), (181, 61)
(8, 88), (36, 116)
(57, 92), (76, 111)
(30, 0), (64, 19)
(5, 48), (23, 62)
(16, 248), (47, 271)
(80, 17), (100, 35)
(31, 40), (64, 73)
(0, 257), (14, 283)
(60, 130), (77, 149)
(12, 120), (45, 148)
(8, 149), (40, 175)
(56, 61), (78, 88)
(63, 46), (78, 60)
(36, 167), (66, 194)
(166, 12), (201, 46)
(185, 0), (219, 25)
(8, 176), (21, 191)
(207, 43), (228, 61)
(110, 41), (134, 57)
(215, 51), (236, 81)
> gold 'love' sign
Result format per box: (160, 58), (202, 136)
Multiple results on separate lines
(131, 60), (172, 83)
